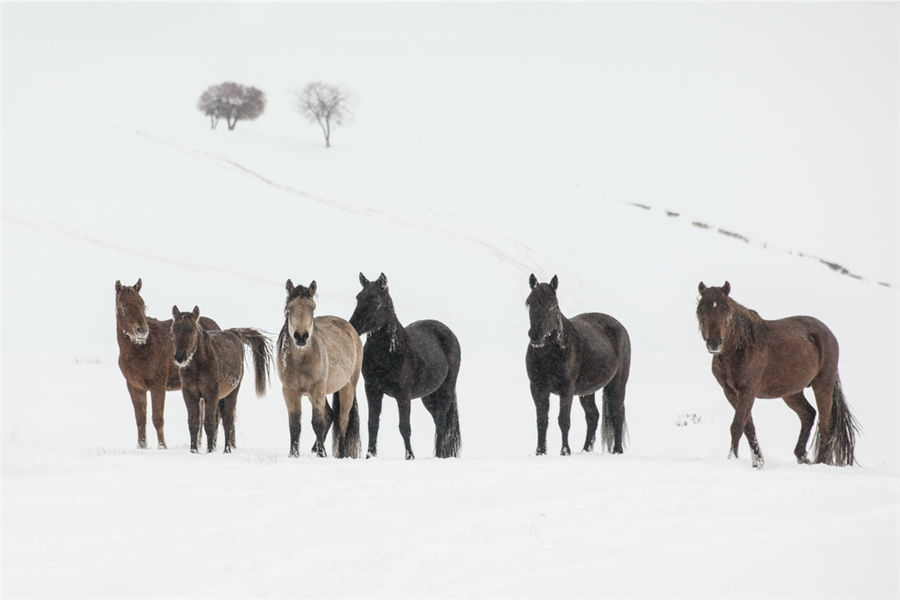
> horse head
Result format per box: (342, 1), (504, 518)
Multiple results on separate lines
(115, 278), (149, 344)
(349, 272), (393, 335)
(697, 281), (733, 354)
(171, 305), (201, 367)
(284, 279), (317, 349)
(526, 273), (563, 348)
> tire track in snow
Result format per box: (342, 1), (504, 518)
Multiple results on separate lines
(626, 202), (894, 289)
(128, 129), (584, 295)
(4, 209), (282, 287)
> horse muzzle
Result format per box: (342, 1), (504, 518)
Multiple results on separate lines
(706, 337), (724, 354)
(293, 331), (309, 347)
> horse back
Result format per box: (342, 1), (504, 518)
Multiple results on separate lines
(751, 315), (838, 398)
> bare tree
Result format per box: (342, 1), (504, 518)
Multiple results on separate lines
(296, 82), (353, 148)
(197, 82), (266, 131)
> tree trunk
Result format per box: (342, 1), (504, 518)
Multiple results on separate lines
(325, 118), (331, 148)
(228, 116), (237, 131)
(210, 115), (218, 129)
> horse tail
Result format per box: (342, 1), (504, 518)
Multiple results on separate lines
(331, 390), (361, 459)
(230, 328), (272, 397)
(600, 323), (631, 453)
(435, 391), (461, 458)
(815, 373), (860, 466)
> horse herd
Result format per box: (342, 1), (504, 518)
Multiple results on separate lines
(114, 273), (859, 469)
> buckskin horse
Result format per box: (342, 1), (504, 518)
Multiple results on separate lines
(277, 279), (363, 458)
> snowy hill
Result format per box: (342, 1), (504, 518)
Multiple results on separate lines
(2, 4), (897, 598)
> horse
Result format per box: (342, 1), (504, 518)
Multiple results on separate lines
(276, 279), (363, 458)
(115, 279), (220, 449)
(171, 305), (272, 453)
(349, 272), (461, 459)
(525, 274), (631, 456)
(696, 281), (859, 468)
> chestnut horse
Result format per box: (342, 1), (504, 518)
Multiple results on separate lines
(171, 306), (272, 453)
(277, 279), (363, 458)
(115, 279), (219, 449)
(696, 281), (859, 468)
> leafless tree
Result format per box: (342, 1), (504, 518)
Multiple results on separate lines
(197, 82), (266, 131)
(296, 82), (353, 148)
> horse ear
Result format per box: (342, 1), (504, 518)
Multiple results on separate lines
(308, 280), (317, 297)
(722, 281), (731, 296)
(134, 278), (142, 293)
(359, 272), (369, 287)
(377, 273), (387, 288)
(192, 306), (200, 319)
(698, 282), (706, 294)
(550, 275), (559, 290)
(529, 273), (537, 289)
(115, 280), (122, 293)
(286, 279), (294, 294)
(172, 305), (179, 318)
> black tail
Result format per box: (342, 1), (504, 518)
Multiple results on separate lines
(230, 328), (272, 397)
(435, 391), (461, 458)
(331, 390), (361, 459)
(601, 325), (630, 453)
(814, 374), (860, 466)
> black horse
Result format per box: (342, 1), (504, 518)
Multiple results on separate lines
(525, 274), (631, 456)
(349, 272), (461, 459)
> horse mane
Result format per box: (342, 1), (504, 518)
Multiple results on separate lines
(726, 296), (762, 348)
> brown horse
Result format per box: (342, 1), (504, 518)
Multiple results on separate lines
(277, 280), (363, 458)
(115, 279), (219, 449)
(171, 306), (272, 453)
(696, 281), (859, 468)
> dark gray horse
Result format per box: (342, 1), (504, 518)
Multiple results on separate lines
(349, 272), (461, 459)
(525, 274), (631, 456)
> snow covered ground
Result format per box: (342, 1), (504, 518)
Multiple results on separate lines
(2, 3), (897, 598)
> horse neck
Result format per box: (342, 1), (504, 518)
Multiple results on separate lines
(726, 298), (761, 350)
(369, 311), (407, 353)
(192, 326), (213, 362)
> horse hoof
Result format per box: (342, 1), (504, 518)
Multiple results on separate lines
(752, 458), (765, 469)
(560, 447), (571, 456)
(190, 447), (199, 454)
(158, 442), (167, 450)
(224, 447), (232, 454)
(535, 447), (546, 456)
(405, 452), (415, 460)
(366, 451), (376, 459)
(797, 456), (812, 465)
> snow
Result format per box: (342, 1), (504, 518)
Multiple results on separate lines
(2, 3), (898, 598)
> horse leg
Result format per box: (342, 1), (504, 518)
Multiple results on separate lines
(730, 394), (758, 466)
(333, 384), (361, 458)
(743, 415), (764, 469)
(397, 395), (415, 460)
(282, 386), (302, 458)
(310, 390), (330, 458)
(126, 383), (148, 449)
(313, 400), (334, 454)
(530, 382), (550, 456)
(558, 392), (574, 456)
(579, 394), (599, 453)
(203, 387), (220, 454)
(783, 392), (816, 464)
(149, 387), (167, 449)
(220, 386), (239, 453)
(365, 382), (384, 459)
(183, 392), (202, 453)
